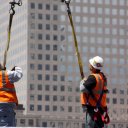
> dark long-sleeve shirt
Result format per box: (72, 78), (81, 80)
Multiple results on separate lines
(80, 72), (108, 93)
(84, 75), (96, 91)
(80, 75), (96, 92)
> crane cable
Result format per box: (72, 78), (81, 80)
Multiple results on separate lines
(3, 0), (22, 69)
(62, 0), (86, 105)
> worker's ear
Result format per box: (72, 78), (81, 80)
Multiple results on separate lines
(89, 64), (93, 71)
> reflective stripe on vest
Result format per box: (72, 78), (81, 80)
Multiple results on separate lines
(0, 71), (18, 105)
(1, 71), (16, 92)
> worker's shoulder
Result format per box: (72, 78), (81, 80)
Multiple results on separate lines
(88, 74), (96, 79)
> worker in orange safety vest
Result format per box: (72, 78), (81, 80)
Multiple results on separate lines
(0, 64), (23, 127)
(80, 56), (109, 128)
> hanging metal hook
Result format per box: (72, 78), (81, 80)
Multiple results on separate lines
(61, 0), (71, 4)
(9, 0), (22, 15)
(17, 0), (22, 6)
(61, 0), (72, 14)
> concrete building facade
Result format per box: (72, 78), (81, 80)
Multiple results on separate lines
(15, 105), (128, 128)
(0, 0), (128, 127)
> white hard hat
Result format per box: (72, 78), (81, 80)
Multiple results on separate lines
(89, 56), (103, 70)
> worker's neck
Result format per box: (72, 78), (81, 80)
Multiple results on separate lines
(90, 69), (100, 74)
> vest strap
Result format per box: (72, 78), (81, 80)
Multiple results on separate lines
(2, 71), (6, 87)
(1, 71), (16, 92)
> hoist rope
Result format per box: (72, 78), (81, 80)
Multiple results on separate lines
(3, 0), (22, 68)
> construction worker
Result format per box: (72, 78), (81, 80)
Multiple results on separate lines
(80, 56), (109, 128)
(0, 64), (23, 127)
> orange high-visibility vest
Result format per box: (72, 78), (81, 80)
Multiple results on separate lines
(0, 71), (18, 105)
(81, 73), (107, 107)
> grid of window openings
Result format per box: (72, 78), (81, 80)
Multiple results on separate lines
(27, 0), (128, 121)
(60, 0), (128, 121)
(29, 1), (60, 79)
(29, 83), (80, 112)
(16, 117), (128, 127)
(28, 1), (82, 117)
(0, 0), (128, 126)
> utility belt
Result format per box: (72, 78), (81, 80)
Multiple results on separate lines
(84, 104), (110, 125)
(83, 82), (110, 124)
